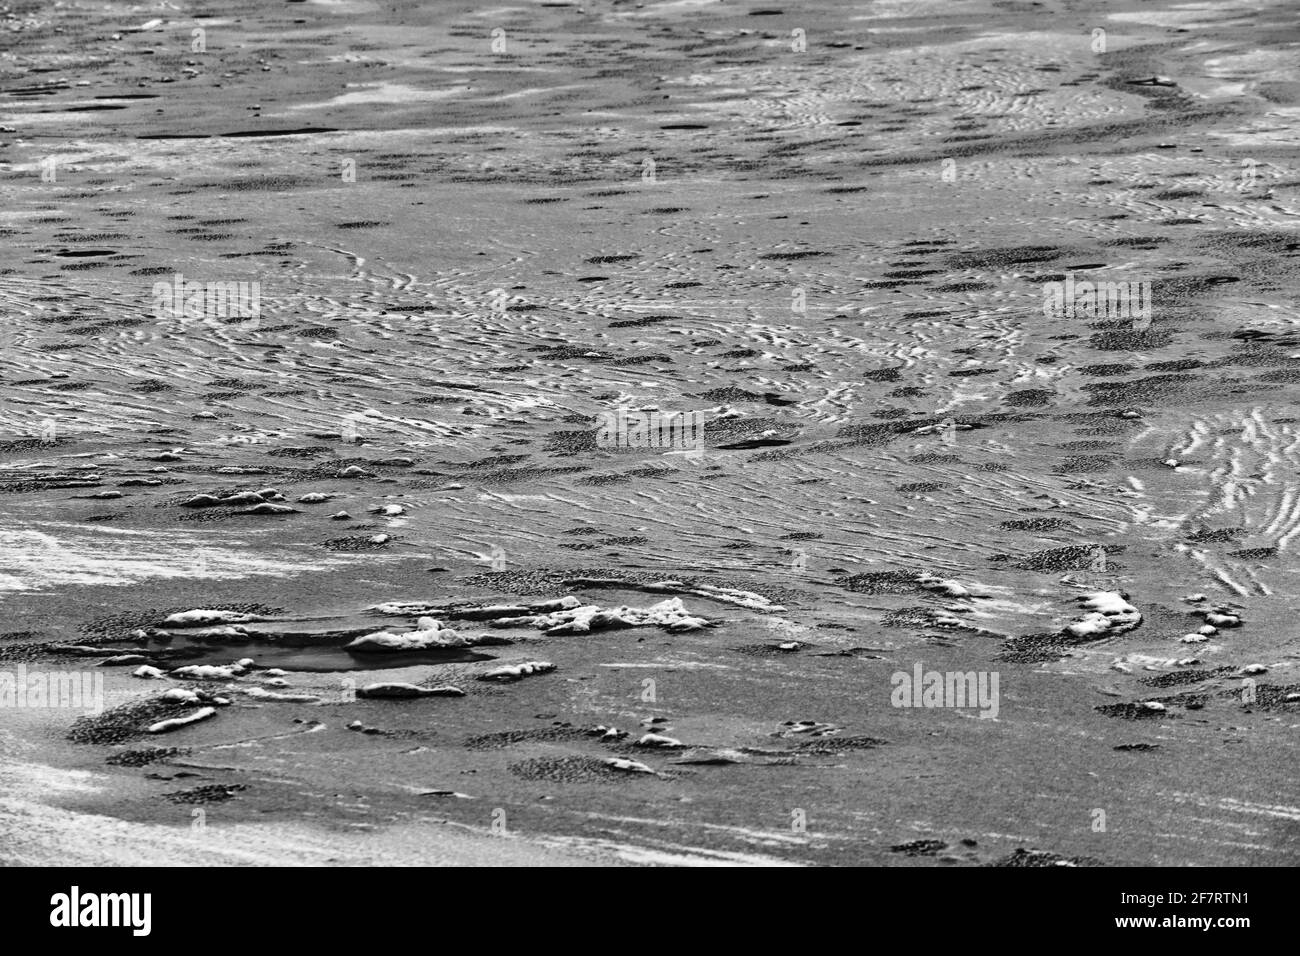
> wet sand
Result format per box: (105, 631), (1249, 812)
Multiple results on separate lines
(1, 0), (1299, 865)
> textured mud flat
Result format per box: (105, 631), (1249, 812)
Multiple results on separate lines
(1, 0), (1298, 866)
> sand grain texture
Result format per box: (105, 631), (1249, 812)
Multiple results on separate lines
(1, 0), (1298, 866)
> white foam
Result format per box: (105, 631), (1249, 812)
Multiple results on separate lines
(346, 617), (468, 651)
(1064, 591), (1141, 637)
(147, 707), (216, 734)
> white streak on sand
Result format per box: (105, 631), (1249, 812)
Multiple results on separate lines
(0, 525), (341, 594)
(0, 755), (618, 866)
